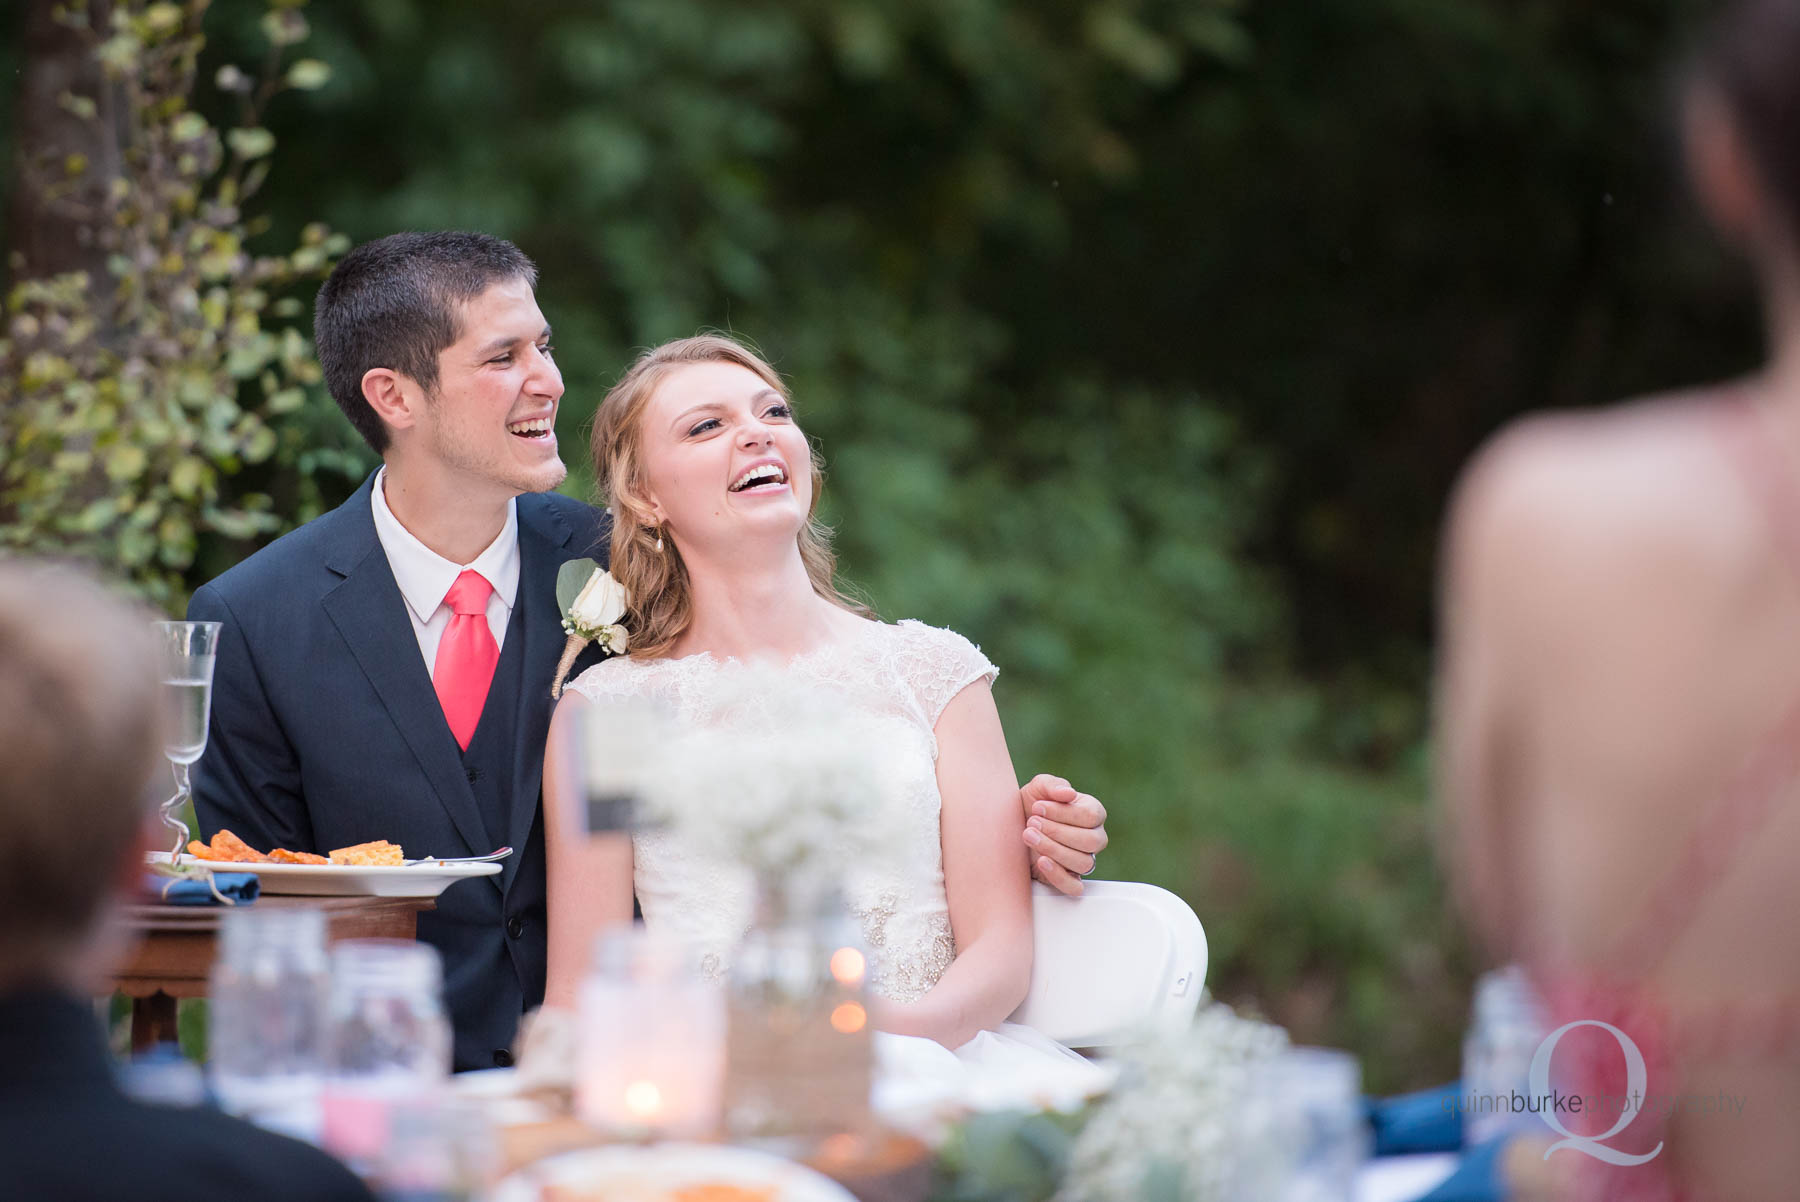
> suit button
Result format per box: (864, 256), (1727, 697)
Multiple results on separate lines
(465, 767), (481, 783)
(506, 916), (525, 939)
(493, 1049), (514, 1068)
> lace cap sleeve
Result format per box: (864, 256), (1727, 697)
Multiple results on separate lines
(892, 620), (999, 729)
(561, 655), (649, 707)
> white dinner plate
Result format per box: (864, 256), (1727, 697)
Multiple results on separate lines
(153, 852), (501, 897)
(486, 1143), (858, 1202)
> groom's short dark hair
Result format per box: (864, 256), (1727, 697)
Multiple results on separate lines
(315, 231), (538, 454)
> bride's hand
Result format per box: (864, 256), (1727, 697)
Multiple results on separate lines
(1018, 775), (1107, 896)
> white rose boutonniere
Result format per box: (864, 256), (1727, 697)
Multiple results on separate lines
(551, 559), (630, 698)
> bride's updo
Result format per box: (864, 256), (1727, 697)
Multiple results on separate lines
(589, 334), (867, 659)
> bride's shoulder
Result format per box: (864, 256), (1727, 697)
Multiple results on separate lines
(885, 617), (984, 654)
(877, 618), (999, 698)
(562, 652), (663, 704)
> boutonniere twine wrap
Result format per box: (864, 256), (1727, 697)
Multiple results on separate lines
(551, 560), (630, 699)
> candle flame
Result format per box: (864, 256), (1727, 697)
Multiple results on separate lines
(830, 1002), (867, 1034)
(624, 1080), (662, 1117)
(829, 947), (866, 986)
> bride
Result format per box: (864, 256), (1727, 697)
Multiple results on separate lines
(542, 333), (1094, 1072)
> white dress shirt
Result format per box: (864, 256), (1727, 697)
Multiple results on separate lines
(370, 466), (520, 679)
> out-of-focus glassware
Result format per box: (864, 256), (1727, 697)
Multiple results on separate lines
(724, 880), (874, 1151)
(321, 939), (452, 1174)
(208, 907), (330, 1141)
(368, 1096), (498, 1202)
(1462, 964), (1550, 1146)
(154, 619), (221, 859)
(1233, 1046), (1370, 1202)
(576, 926), (725, 1139)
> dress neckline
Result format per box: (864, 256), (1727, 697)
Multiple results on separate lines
(622, 615), (888, 674)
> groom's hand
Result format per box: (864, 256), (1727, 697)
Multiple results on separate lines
(1019, 775), (1108, 897)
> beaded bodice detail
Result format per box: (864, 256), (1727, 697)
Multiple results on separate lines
(564, 618), (999, 1003)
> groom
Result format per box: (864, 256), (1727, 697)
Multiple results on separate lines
(191, 231), (1109, 1071)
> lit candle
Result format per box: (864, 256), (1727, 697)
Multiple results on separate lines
(576, 928), (724, 1139)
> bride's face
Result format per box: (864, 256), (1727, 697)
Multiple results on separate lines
(636, 360), (813, 555)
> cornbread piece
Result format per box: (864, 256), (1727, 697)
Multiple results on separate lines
(328, 840), (403, 866)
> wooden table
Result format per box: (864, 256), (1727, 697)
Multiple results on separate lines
(114, 894), (436, 1051)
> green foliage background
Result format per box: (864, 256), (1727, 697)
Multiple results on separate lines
(2, 0), (1759, 1089)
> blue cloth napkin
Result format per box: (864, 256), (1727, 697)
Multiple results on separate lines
(1363, 1082), (1508, 1202)
(1364, 1083), (1465, 1156)
(140, 871), (261, 906)
(1414, 1136), (1506, 1202)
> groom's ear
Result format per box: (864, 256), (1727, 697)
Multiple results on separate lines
(362, 367), (420, 435)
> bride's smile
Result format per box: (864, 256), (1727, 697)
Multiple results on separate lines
(637, 360), (815, 557)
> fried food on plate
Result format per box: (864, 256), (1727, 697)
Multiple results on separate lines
(186, 839), (233, 862)
(187, 829), (270, 863)
(541, 1186), (776, 1202)
(185, 830), (398, 867)
(268, 848), (329, 865)
(328, 839), (404, 867)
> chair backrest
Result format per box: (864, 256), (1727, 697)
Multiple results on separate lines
(1007, 880), (1207, 1049)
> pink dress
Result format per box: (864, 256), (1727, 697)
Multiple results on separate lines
(1528, 400), (1800, 1202)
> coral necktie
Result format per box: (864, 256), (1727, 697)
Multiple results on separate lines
(434, 569), (498, 750)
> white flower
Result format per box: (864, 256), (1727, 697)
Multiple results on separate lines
(599, 622), (628, 654)
(632, 670), (906, 893)
(1056, 1003), (1290, 1202)
(566, 569), (628, 640)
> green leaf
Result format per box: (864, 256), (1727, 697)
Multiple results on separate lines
(260, 10), (310, 47)
(171, 111), (208, 141)
(285, 59), (332, 90)
(142, 4), (184, 36)
(243, 425), (278, 464)
(556, 558), (604, 614)
(105, 444), (149, 482)
(170, 457), (208, 499)
(118, 525), (158, 566)
(74, 498), (117, 534)
(57, 91), (98, 121)
(226, 127), (276, 160)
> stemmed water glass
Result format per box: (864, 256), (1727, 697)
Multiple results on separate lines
(155, 620), (221, 861)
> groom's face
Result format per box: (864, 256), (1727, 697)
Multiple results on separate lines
(414, 278), (567, 498)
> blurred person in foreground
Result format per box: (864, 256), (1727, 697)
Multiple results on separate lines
(0, 561), (374, 1201)
(1439, 3), (1800, 1198)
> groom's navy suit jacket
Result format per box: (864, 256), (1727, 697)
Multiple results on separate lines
(189, 472), (609, 1070)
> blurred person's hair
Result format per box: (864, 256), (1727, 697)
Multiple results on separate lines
(589, 333), (868, 659)
(0, 561), (163, 982)
(1692, 0), (1800, 246)
(313, 231), (539, 455)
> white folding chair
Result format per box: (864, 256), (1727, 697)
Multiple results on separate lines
(1007, 880), (1207, 1050)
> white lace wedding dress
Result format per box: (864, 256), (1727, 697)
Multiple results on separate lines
(564, 618), (1110, 1113)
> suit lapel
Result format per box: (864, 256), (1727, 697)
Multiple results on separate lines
(319, 476), (495, 864)
(502, 495), (581, 893)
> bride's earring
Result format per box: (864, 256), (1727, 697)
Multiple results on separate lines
(652, 526), (665, 553)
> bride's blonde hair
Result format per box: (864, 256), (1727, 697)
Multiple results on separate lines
(590, 334), (870, 659)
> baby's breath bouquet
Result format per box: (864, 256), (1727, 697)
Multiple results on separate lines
(636, 668), (906, 908)
(1055, 1003), (1290, 1202)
